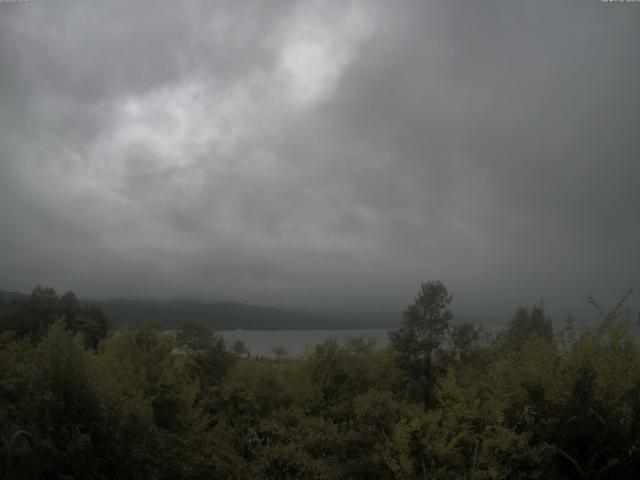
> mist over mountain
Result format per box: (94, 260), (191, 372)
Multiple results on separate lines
(2, 2), (640, 478)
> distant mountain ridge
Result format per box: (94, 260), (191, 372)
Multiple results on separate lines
(97, 298), (397, 330)
(0, 290), (26, 302)
(0, 289), (397, 330)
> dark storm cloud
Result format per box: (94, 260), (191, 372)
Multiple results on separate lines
(1, 0), (638, 323)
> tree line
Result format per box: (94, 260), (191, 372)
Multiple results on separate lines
(0, 282), (639, 479)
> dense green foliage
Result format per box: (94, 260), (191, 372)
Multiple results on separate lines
(1, 284), (639, 479)
(0, 287), (108, 349)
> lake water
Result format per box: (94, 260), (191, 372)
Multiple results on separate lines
(218, 329), (390, 358)
(218, 324), (640, 358)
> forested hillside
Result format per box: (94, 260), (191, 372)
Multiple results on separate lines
(1, 283), (639, 479)
(0, 290), (395, 330)
(97, 298), (395, 330)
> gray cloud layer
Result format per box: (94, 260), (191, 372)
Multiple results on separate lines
(1, 0), (639, 322)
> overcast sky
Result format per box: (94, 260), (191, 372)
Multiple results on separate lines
(1, 0), (639, 322)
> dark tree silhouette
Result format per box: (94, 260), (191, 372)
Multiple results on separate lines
(389, 280), (452, 406)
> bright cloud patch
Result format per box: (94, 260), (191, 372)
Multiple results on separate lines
(278, 1), (377, 106)
(68, 1), (377, 196)
(71, 76), (269, 196)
